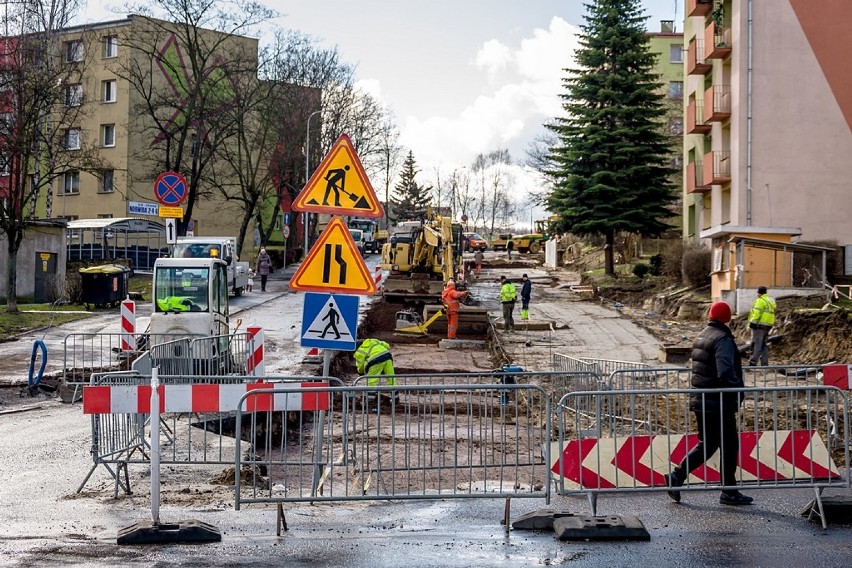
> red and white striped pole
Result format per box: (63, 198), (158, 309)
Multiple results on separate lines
(373, 265), (383, 295)
(120, 299), (136, 351)
(246, 326), (265, 377)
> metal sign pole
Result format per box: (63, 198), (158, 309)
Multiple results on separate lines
(150, 367), (161, 524)
(311, 349), (332, 495)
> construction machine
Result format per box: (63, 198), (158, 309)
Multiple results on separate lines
(380, 216), (463, 302)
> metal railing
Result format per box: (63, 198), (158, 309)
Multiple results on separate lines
(234, 384), (551, 513)
(553, 385), (850, 529)
(77, 372), (340, 496)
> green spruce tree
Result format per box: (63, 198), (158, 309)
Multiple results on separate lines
(547, 0), (676, 276)
(390, 151), (432, 221)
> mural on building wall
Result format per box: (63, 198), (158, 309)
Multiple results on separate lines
(151, 33), (237, 146)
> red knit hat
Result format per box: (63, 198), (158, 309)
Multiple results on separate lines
(708, 301), (732, 323)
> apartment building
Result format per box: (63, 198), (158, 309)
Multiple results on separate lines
(46, 16), (260, 238)
(647, 19), (685, 225)
(683, 0), (851, 304)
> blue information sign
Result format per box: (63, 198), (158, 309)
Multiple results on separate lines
(301, 292), (359, 351)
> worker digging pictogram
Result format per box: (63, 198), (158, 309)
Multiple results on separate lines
(293, 134), (384, 218)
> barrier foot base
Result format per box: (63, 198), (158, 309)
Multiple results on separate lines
(117, 519), (221, 545)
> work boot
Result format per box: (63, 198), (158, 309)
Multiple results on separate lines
(666, 472), (682, 503)
(719, 491), (753, 506)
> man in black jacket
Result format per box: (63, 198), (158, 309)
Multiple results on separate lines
(666, 301), (753, 506)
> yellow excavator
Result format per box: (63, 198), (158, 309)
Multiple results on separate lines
(380, 215), (462, 302)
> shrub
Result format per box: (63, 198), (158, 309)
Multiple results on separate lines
(682, 244), (711, 288)
(632, 263), (650, 279)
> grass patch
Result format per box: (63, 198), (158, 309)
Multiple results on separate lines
(129, 275), (152, 300)
(0, 307), (93, 341)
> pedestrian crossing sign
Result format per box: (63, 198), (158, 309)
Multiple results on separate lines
(289, 217), (376, 294)
(293, 133), (384, 218)
(301, 292), (359, 351)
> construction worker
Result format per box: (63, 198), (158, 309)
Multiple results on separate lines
(499, 275), (518, 332)
(354, 338), (396, 387)
(442, 280), (469, 339)
(520, 274), (531, 321)
(354, 338), (397, 410)
(747, 286), (776, 366)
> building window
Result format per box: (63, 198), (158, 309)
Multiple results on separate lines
(102, 80), (116, 103)
(65, 84), (83, 107)
(669, 44), (683, 63)
(668, 81), (684, 100)
(64, 40), (83, 63)
(61, 171), (80, 194)
(101, 124), (115, 147)
(103, 36), (118, 58)
(100, 169), (115, 193)
(0, 154), (10, 176)
(97, 213), (114, 219)
(64, 128), (81, 150)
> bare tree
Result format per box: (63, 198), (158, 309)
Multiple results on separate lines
(117, 0), (275, 235)
(369, 111), (402, 228)
(450, 166), (476, 224)
(0, 0), (109, 311)
(524, 127), (558, 206)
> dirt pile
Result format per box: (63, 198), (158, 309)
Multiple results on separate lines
(756, 308), (852, 364)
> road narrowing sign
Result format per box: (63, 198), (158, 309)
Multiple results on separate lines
(289, 217), (376, 295)
(293, 134), (383, 218)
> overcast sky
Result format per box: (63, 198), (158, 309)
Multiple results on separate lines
(81, 0), (681, 226)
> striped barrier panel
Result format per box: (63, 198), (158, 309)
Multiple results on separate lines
(82, 381), (330, 414)
(246, 326), (265, 377)
(120, 300), (136, 351)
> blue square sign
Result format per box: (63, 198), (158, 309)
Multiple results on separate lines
(301, 292), (359, 351)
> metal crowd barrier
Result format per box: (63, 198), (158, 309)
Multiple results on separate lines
(77, 372), (340, 496)
(553, 385), (850, 529)
(63, 332), (199, 384)
(143, 333), (253, 376)
(234, 384), (552, 524)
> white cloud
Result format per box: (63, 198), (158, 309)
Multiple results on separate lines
(401, 16), (580, 183)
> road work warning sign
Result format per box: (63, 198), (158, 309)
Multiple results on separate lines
(289, 217), (376, 295)
(293, 133), (383, 218)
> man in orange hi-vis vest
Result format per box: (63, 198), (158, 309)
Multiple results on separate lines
(441, 280), (468, 339)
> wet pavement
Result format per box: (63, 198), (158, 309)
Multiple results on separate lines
(1, 253), (851, 566)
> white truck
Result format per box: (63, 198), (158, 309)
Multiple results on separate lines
(172, 236), (250, 296)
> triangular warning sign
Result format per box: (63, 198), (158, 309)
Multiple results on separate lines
(289, 217), (377, 294)
(293, 134), (384, 218)
(303, 296), (355, 342)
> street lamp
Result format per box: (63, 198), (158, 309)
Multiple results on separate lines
(304, 109), (321, 255)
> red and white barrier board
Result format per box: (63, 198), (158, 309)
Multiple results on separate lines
(83, 381), (330, 414)
(373, 265), (382, 294)
(120, 299), (136, 351)
(246, 326), (265, 377)
(822, 364), (851, 390)
(550, 430), (840, 489)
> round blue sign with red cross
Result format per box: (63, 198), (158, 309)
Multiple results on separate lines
(154, 171), (189, 206)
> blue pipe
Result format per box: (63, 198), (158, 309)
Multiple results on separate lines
(28, 339), (47, 388)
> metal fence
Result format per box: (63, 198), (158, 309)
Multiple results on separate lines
(77, 372), (340, 496)
(62, 332), (192, 384)
(552, 385), (850, 529)
(234, 384), (552, 516)
(553, 353), (653, 378)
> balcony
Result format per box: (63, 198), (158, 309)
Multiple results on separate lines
(705, 21), (732, 59)
(687, 38), (711, 75)
(687, 0), (713, 17)
(687, 100), (711, 134)
(703, 150), (731, 186)
(687, 161), (711, 193)
(703, 84), (731, 123)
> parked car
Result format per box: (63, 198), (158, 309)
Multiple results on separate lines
(463, 232), (488, 252)
(349, 228), (367, 255)
(490, 232), (513, 251)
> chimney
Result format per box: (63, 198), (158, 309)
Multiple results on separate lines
(660, 20), (675, 33)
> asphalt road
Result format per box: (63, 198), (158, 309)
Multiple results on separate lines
(1, 255), (850, 566)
